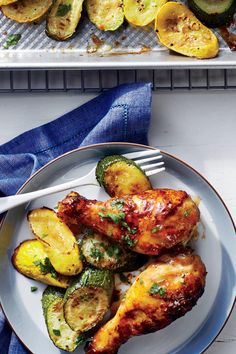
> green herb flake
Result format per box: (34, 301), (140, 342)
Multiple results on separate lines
(41, 233), (48, 239)
(76, 334), (91, 346)
(183, 209), (192, 218)
(3, 34), (21, 49)
(56, 4), (71, 17)
(33, 257), (58, 279)
(90, 247), (104, 260)
(121, 235), (137, 248)
(119, 273), (130, 284)
(99, 212), (125, 224)
(149, 283), (166, 297)
(106, 244), (121, 260)
(151, 225), (162, 234)
(54, 205), (58, 210)
(111, 198), (125, 210)
(121, 221), (137, 235)
(140, 279), (144, 285)
(30, 286), (38, 292)
(53, 329), (61, 336)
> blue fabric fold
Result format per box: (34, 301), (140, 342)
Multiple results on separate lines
(0, 83), (152, 353)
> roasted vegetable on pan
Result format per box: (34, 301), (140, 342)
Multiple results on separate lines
(188, 0), (236, 27)
(12, 240), (71, 288)
(124, 0), (167, 26)
(58, 189), (200, 255)
(0, 0), (17, 5)
(155, 2), (219, 59)
(81, 230), (147, 271)
(42, 286), (86, 352)
(64, 268), (114, 332)
(1, 0), (53, 23)
(28, 208), (83, 276)
(86, 248), (206, 354)
(46, 0), (85, 41)
(96, 155), (152, 197)
(86, 0), (124, 31)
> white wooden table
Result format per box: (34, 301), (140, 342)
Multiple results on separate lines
(0, 90), (235, 353)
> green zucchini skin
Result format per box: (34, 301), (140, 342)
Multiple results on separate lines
(96, 154), (152, 197)
(86, 0), (124, 31)
(46, 0), (85, 41)
(188, 0), (236, 27)
(64, 268), (114, 332)
(42, 286), (84, 352)
(81, 231), (147, 271)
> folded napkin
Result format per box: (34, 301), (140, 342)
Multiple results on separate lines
(0, 82), (152, 354)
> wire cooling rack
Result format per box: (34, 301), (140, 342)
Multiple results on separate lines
(0, 69), (236, 92)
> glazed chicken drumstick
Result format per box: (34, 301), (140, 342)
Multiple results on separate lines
(58, 189), (200, 255)
(86, 247), (206, 354)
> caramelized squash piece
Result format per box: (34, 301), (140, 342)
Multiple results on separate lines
(2, 0), (53, 23)
(155, 2), (219, 59)
(124, 0), (167, 26)
(28, 208), (83, 276)
(12, 240), (71, 288)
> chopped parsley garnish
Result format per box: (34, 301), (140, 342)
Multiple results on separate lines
(111, 198), (125, 210)
(90, 247), (104, 260)
(41, 233), (48, 238)
(140, 279), (144, 285)
(30, 286), (38, 292)
(151, 225), (162, 233)
(53, 329), (61, 336)
(149, 283), (166, 297)
(106, 244), (121, 260)
(99, 212), (125, 224)
(3, 34), (21, 49)
(56, 4), (71, 17)
(119, 273), (130, 284)
(121, 235), (137, 248)
(183, 209), (192, 217)
(76, 334), (91, 346)
(122, 221), (137, 235)
(33, 258), (57, 279)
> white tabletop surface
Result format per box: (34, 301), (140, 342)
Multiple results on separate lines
(0, 90), (235, 353)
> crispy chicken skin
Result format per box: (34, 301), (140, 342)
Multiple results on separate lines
(86, 248), (206, 354)
(58, 189), (200, 255)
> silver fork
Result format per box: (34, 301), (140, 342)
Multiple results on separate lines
(0, 149), (165, 214)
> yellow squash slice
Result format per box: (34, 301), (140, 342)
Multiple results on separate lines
(12, 240), (71, 288)
(155, 2), (219, 59)
(0, 0), (17, 6)
(124, 0), (167, 26)
(28, 208), (83, 276)
(1, 0), (53, 23)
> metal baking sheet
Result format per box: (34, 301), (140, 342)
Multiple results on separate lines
(0, 0), (236, 69)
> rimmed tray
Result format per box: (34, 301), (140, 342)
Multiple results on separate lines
(0, 1), (236, 69)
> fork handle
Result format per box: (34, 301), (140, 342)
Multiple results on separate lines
(0, 174), (96, 214)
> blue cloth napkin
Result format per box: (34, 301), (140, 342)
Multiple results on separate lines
(0, 83), (152, 353)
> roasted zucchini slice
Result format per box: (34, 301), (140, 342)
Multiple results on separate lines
(12, 240), (71, 288)
(28, 208), (83, 276)
(96, 155), (152, 197)
(64, 268), (114, 332)
(42, 286), (86, 352)
(1, 0), (53, 23)
(188, 0), (236, 27)
(156, 2), (219, 59)
(81, 230), (146, 271)
(124, 0), (167, 26)
(86, 0), (124, 31)
(46, 0), (85, 41)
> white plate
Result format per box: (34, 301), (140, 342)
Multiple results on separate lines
(0, 142), (235, 354)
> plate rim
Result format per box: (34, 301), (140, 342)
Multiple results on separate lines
(0, 141), (235, 354)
